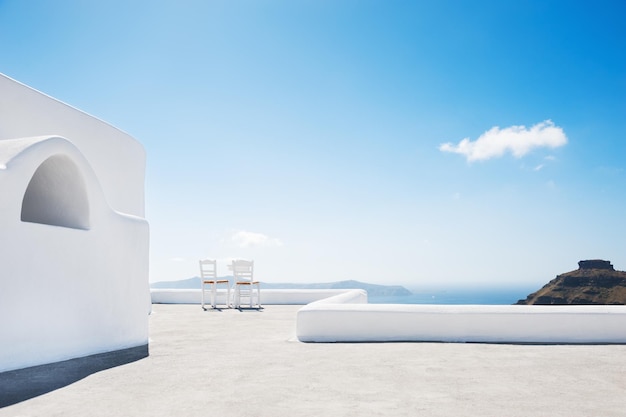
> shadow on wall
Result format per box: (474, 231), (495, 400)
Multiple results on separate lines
(0, 345), (148, 408)
(21, 154), (90, 229)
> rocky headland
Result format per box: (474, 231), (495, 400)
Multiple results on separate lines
(517, 260), (626, 305)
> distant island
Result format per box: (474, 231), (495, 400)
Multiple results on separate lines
(517, 260), (626, 305)
(150, 278), (412, 297)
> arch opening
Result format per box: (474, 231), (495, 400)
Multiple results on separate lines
(21, 154), (90, 230)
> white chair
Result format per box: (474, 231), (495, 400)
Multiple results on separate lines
(199, 259), (230, 309)
(230, 259), (261, 309)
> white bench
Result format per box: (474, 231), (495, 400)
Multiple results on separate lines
(296, 290), (626, 344)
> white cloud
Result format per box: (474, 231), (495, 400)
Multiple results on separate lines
(439, 120), (567, 162)
(230, 230), (283, 248)
(168, 257), (186, 262)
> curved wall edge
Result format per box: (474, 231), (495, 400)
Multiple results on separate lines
(296, 293), (626, 344)
(0, 78), (149, 373)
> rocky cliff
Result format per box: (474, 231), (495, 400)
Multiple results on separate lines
(517, 260), (626, 305)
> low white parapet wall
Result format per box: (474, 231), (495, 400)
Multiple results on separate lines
(296, 290), (626, 344)
(150, 288), (359, 305)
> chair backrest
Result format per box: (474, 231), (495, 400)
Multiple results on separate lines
(199, 259), (217, 280)
(230, 259), (254, 283)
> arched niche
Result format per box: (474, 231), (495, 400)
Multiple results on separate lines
(21, 154), (90, 230)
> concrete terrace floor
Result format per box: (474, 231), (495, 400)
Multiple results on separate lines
(2, 304), (626, 417)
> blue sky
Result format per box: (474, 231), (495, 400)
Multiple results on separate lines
(1, 1), (624, 287)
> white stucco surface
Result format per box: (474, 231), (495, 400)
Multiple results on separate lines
(0, 74), (145, 217)
(0, 74), (149, 373)
(296, 290), (626, 343)
(5, 304), (626, 417)
(150, 288), (361, 305)
(153, 288), (626, 344)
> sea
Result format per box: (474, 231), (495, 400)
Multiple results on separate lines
(368, 286), (538, 305)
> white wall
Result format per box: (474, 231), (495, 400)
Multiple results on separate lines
(150, 288), (362, 305)
(0, 74), (145, 217)
(0, 74), (149, 373)
(296, 290), (626, 343)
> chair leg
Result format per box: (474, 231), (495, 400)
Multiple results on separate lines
(201, 282), (205, 310)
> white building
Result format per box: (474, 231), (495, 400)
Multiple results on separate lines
(0, 73), (149, 372)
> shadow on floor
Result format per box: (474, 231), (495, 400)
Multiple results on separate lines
(0, 344), (148, 407)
